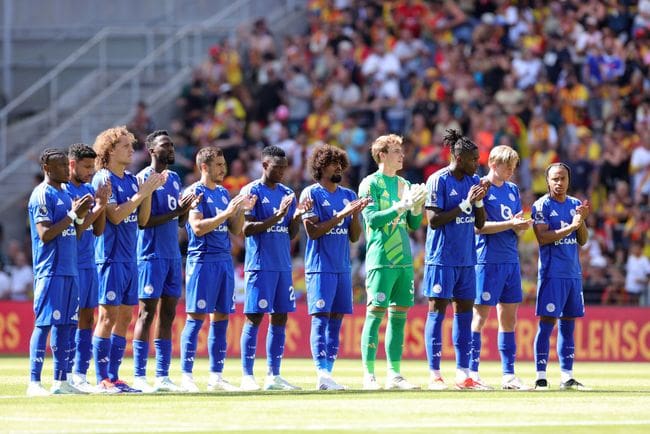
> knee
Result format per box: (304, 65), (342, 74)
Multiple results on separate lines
(246, 314), (264, 327)
(270, 313), (287, 326)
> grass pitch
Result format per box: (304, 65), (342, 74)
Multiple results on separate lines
(0, 357), (648, 433)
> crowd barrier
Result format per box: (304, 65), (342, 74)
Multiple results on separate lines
(1, 302), (648, 361)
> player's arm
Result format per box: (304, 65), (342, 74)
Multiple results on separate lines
(77, 183), (111, 237)
(243, 193), (295, 237)
(289, 196), (312, 240)
(303, 197), (368, 240)
(36, 196), (92, 243)
(533, 221), (581, 246)
(426, 205), (462, 228)
(228, 194), (258, 235)
(190, 194), (245, 237)
(360, 181), (405, 229)
(348, 197), (370, 242)
(106, 172), (166, 225)
(575, 201), (590, 246)
(140, 191), (198, 229)
(476, 211), (532, 235)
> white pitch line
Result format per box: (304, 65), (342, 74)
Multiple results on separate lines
(2, 419), (650, 433)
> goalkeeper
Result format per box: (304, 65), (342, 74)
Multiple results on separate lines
(357, 134), (427, 391)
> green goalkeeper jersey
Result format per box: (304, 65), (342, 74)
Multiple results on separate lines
(358, 171), (422, 271)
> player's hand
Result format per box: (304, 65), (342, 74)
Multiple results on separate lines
(336, 198), (365, 219)
(95, 180), (111, 208)
(240, 193), (257, 211)
(188, 192), (203, 209)
(468, 181), (489, 203)
(576, 200), (591, 220)
(178, 191), (197, 212)
(511, 210), (532, 231)
(226, 194), (246, 214)
(410, 183), (427, 207)
(72, 194), (94, 218)
(294, 196), (313, 218)
(571, 212), (584, 228)
(140, 171), (168, 195)
(276, 193), (295, 218)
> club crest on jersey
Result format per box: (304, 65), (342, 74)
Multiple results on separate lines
(222, 196), (228, 205)
(342, 198), (350, 206)
(173, 181), (180, 191)
(508, 193), (515, 201)
(570, 208), (576, 216)
(131, 183), (138, 192)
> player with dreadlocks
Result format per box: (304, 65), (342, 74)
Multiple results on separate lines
(422, 129), (489, 390)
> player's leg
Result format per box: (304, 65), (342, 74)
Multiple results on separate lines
(384, 267), (418, 390)
(534, 277), (562, 390)
(93, 302), (119, 392)
(423, 265), (455, 389)
(470, 264), (502, 384)
(152, 295), (180, 391)
(51, 276), (85, 394)
(469, 304), (490, 380)
(322, 272), (353, 389)
(264, 270), (299, 391)
(107, 264), (139, 392)
(306, 272), (333, 387)
(207, 261), (238, 392)
(179, 260), (213, 392)
(132, 259), (163, 391)
(240, 270), (274, 391)
(28, 324), (51, 396)
(361, 268), (393, 390)
(558, 278), (589, 390)
(497, 262), (529, 389)
(451, 266), (478, 389)
(70, 268), (97, 391)
(154, 257), (182, 389)
(132, 298), (158, 388)
(27, 277), (52, 396)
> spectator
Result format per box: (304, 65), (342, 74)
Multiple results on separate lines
(9, 251), (32, 301)
(624, 241), (650, 305)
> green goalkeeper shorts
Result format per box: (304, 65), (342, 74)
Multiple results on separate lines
(365, 267), (415, 308)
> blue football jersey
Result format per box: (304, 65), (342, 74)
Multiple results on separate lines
(64, 181), (96, 268)
(241, 180), (296, 272)
(136, 167), (182, 260)
(532, 194), (583, 279)
(28, 182), (78, 277)
(476, 181), (522, 264)
(185, 181), (233, 262)
(92, 169), (139, 264)
(301, 183), (357, 273)
(424, 167), (480, 266)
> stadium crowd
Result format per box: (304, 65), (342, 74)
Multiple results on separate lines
(4, 0), (650, 306)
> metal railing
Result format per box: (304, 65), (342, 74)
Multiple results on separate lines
(0, 26), (185, 166)
(0, 0), (301, 180)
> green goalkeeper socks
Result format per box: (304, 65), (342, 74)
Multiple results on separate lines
(386, 310), (407, 375)
(360, 309), (385, 375)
